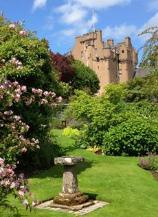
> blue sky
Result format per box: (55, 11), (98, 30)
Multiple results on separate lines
(0, 0), (158, 60)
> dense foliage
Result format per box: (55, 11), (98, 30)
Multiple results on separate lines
(0, 158), (32, 211)
(65, 74), (158, 156)
(0, 16), (63, 170)
(51, 52), (99, 95)
(71, 60), (100, 94)
(51, 52), (75, 83)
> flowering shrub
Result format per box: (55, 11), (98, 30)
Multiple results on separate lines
(0, 80), (61, 163)
(0, 157), (33, 211)
(0, 16), (63, 169)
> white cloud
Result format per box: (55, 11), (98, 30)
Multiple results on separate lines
(61, 13), (98, 37)
(72, 0), (131, 9)
(62, 29), (76, 37)
(103, 24), (137, 40)
(56, 3), (87, 24)
(102, 13), (158, 42)
(33, 0), (47, 10)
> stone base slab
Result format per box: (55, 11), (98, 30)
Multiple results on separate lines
(36, 199), (108, 216)
(53, 192), (89, 206)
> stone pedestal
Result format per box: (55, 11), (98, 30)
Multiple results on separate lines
(52, 156), (89, 206)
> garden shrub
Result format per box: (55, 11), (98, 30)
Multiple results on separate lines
(71, 60), (100, 94)
(103, 117), (158, 156)
(51, 53), (100, 95)
(63, 127), (80, 138)
(65, 85), (158, 156)
(0, 158), (33, 212)
(0, 16), (62, 169)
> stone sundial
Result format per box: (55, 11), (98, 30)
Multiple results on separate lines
(36, 156), (108, 214)
(52, 156), (89, 206)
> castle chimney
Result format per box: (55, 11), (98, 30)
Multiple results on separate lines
(124, 37), (131, 47)
(106, 39), (114, 47)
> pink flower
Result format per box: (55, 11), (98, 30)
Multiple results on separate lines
(6, 168), (14, 175)
(57, 96), (63, 103)
(13, 115), (21, 121)
(21, 147), (27, 153)
(21, 86), (27, 92)
(4, 110), (13, 116)
(0, 158), (4, 166)
(9, 23), (16, 29)
(43, 91), (49, 97)
(41, 99), (48, 104)
(19, 30), (28, 37)
(18, 190), (24, 197)
(10, 182), (16, 189)
(14, 93), (21, 102)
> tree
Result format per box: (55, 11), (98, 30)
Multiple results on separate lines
(51, 52), (100, 95)
(71, 60), (100, 94)
(140, 26), (158, 68)
(51, 52), (75, 83)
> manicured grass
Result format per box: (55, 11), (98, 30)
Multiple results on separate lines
(1, 129), (158, 217)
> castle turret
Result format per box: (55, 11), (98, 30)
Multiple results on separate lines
(71, 30), (138, 94)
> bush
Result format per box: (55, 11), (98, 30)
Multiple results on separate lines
(0, 16), (62, 169)
(65, 85), (158, 156)
(103, 117), (158, 156)
(71, 60), (100, 94)
(63, 127), (80, 138)
(0, 158), (33, 213)
(139, 154), (158, 171)
(51, 53), (100, 95)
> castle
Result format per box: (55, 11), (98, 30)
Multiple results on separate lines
(71, 30), (138, 94)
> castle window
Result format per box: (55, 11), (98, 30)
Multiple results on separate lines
(96, 57), (99, 62)
(122, 50), (125, 53)
(81, 51), (83, 58)
(98, 65), (99, 69)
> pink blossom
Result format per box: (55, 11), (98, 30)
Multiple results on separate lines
(14, 93), (21, 102)
(43, 91), (49, 97)
(13, 115), (21, 121)
(10, 182), (16, 189)
(0, 158), (4, 166)
(21, 86), (27, 92)
(57, 96), (63, 103)
(9, 23), (16, 29)
(4, 110), (13, 116)
(18, 190), (24, 197)
(41, 99), (48, 104)
(19, 30), (28, 37)
(21, 147), (27, 153)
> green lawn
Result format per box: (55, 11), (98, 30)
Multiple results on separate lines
(1, 129), (158, 217)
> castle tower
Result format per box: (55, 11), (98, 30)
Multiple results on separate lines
(118, 37), (138, 82)
(71, 30), (138, 94)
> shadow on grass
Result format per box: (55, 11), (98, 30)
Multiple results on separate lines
(31, 159), (93, 179)
(85, 193), (98, 200)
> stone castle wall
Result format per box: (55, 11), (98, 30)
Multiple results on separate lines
(71, 30), (138, 94)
